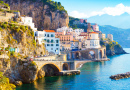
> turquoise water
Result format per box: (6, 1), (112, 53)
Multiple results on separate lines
(16, 48), (130, 90)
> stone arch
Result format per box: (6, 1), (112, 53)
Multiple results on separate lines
(89, 50), (95, 59)
(99, 50), (102, 59)
(40, 63), (61, 77)
(62, 63), (69, 70)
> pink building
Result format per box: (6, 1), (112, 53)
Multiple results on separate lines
(93, 24), (99, 31)
(84, 19), (87, 23)
(80, 19), (84, 23)
(60, 35), (73, 41)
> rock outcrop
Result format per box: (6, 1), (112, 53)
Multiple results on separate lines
(110, 72), (130, 80)
(106, 45), (127, 56)
(3, 0), (69, 30)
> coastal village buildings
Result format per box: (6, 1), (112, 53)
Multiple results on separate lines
(93, 24), (99, 31)
(85, 32), (101, 49)
(102, 34), (106, 40)
(35, 30), (60, 54)
(107, 34), (113, 41)
(20, 16), (37, 32)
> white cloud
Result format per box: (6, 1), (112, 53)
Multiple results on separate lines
(69, 3), (130, 18)
(69, 11), (88, 18)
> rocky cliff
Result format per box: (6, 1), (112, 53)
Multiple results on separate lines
(3, 0), (69, 30)
(100, 40), (127, 56)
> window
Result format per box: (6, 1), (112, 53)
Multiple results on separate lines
(47, 39), (49, 43)
(44, 34), (46, 37)
(51, 48), (53, 50)
(56, 44), (59, 46)
(47, 34), (49, 37)
(56, 48), (58, 50)
(51, 40), (54, 43)
(51, 34), (54, 37)
(56, 40), (59, 43)
(51, 44), (53, 46)
(44, 39), (46, 41)
(47, 44), (50, 46)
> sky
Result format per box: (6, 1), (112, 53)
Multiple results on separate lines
(54, 0), (130, 18)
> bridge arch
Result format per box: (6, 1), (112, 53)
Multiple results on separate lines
(62, 63), (69, 70)
(39, 63), (61, 76)
(89, 50), (95, 59)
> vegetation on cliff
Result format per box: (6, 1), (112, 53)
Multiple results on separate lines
(3, 0), (69, 30)
(0, 72), (16, 90)
(100, 39), (126, 56)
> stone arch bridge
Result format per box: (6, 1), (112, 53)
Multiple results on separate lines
(34, 60), (76, 72)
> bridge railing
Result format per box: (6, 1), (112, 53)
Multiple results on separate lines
(33, 59), (64, 61)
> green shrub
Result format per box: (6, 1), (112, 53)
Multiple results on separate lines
(2, 24), (7, 29)
(0, 72), (16, 90)
(20, 25), (26, 32)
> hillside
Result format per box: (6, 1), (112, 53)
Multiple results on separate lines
(3, 0), (69, 30)
(99, 25), (130, 48)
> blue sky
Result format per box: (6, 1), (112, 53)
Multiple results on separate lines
(54, 0), (130, 18)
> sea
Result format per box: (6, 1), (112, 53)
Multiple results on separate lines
(16, 48), (130, 90)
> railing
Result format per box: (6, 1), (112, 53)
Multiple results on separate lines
(33, 59), (63, 61)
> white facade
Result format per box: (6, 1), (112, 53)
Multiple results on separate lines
(107, 34), (113, 41)
(56, 26), (73, 32)
(102, 34), (106, 40)
(35, 30), (60, 54)
(85, 33), (101, 48)
(71, 41), (79, 50)
(20, 16), (37, 31)
(73, 29), (84, 39)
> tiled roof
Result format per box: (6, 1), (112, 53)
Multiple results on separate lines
(44, 30), (55, 32)
(89, 32), (98, 34)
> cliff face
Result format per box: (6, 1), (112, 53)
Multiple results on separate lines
(3, 0), (69, 30)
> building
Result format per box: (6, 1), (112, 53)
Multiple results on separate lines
(85, 32), (101, 49)
(71, 40), (79, 50)
(78, 32), (88, 40)
(87, 23), (92, 32)
(102, 34), (106, 40)
(107, 34), (113, 41)
(84, 19), (87, 23)
(56, 26), (73, 32)
(35, 30), (60, 54)
(20, 16), (37, 32)
(73, 29), (84, 39)
(93, 24), (99, 31)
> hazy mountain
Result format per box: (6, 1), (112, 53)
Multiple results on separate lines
(87, 13), (130, 29)
(99, 25), (130, 48)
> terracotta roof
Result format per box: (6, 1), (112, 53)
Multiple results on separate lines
(44, 30), (55, 32)
(89, 32), (98, 34)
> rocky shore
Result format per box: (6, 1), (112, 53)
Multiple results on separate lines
(110, 72), (130, 80)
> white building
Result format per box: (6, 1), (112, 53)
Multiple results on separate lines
(102, 34), (106, 40)
(20, 16), (37, 32)
(70, 40), (79, 50)
(73, 29), (84, 39)
(107, 34), (113, 41)
(85, 32), (101, 48)
(56, 26), (73, 32)
(35, 30), (60, 54)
